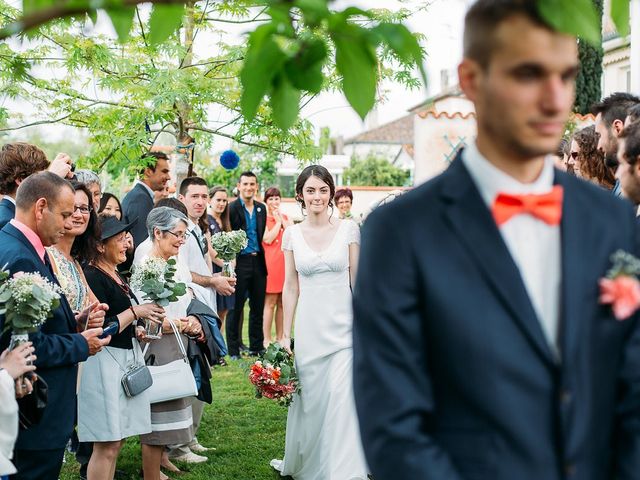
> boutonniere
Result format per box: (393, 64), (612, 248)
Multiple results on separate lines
(257, 207), (262, 213)
(599, 250), (640, 321)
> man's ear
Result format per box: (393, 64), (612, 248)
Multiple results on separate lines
(34, 197), (47, 221)
(613, 119), (626, 137)
(458, 58), (482, 103)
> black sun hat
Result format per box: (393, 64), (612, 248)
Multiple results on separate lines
(99, 215), (137, 241)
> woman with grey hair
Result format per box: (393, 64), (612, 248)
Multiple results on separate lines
(75, 169), (102, 206)
(132, 206), (205, 480)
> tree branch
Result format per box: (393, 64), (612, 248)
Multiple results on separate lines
(0, 103), (100, 132)
(188, 124), (293, 156)
(0, 0), (187, 41)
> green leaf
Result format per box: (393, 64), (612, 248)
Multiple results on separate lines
(332, 26), (377, 119)
(537, 0), (601, 46)
(284, 37), (327, 93)
(374, 23), (427, 88)
(240, 26), (287, 122)
(295, 0), (330, 26)
(270, 73), (301, 130)
(148, 4), (185, 46)
(107, 6), (136, 42)
(610, 0), (630, 37)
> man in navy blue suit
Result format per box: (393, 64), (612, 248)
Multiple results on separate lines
(353, 2), (640, 479)
(0, 172), (110, 480)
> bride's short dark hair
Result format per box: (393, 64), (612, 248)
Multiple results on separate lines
(295, 165), (336, 212)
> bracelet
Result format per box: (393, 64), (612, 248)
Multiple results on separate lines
(129, 306), (138, 321)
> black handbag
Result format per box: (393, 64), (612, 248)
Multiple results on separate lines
(17, 374), (48, 430)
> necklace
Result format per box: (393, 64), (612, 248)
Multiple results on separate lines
(92, 263), (131, 296)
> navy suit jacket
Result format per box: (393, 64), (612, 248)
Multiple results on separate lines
(122, 182), (154, 247)
(228, 198), (267, 275)
(353, 154), (640, 480)
(0, 197), (15, 229)
(0, 223), (89, 450)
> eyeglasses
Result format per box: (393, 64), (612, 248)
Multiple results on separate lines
(164, 230), (190, 240)
(74, 205), (92, 214)
(570, 151), (579, 160)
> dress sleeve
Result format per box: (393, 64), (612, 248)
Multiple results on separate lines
(281, 226), (293, 252)
(346, 220), (361, 245)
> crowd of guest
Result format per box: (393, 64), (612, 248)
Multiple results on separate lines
(0, 139), (363, 480)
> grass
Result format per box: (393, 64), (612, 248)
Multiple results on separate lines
(61, 320), (290, 480)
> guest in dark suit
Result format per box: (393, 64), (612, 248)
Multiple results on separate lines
(228, 171), (267, 358)
(0, 172), (110, 480)
(353, 2), (640, 479)
(0, 143), (49, 229)
(121, 151), (171, 248)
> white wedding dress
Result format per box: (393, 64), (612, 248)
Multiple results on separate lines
(271, 219), (368, 480)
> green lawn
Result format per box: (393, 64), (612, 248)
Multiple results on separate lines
(61, 323), (290, 479)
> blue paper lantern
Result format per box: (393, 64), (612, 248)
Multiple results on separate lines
(220, 150), (240, 170)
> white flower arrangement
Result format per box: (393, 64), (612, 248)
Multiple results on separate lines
(0, 271), (62, 334)
(130, 257), (186, 307)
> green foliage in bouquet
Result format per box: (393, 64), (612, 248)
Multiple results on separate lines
(262, 343), (297, 386)
(211, 230), (249, 262)
(130, 258), (187, 307)
(0, 271), (62, 333)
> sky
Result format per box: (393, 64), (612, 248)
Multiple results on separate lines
(3, 0), (470, 149)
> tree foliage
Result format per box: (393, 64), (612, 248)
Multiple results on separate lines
(343, 154), (410, 187)
(0, 1), (426, 178)
(574, 0), (603, 115)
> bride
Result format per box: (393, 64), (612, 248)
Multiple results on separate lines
(271, 165), (368, 479)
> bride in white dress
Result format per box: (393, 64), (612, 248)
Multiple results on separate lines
(271, 165), (368, 480)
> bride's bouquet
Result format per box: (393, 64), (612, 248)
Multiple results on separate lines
(130, 257), (186, 339)
(249, 342), (300, 407)
(210, 230), (247, 277)
(0, 270), (62, 354)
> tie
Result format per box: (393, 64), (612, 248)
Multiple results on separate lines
(492, 185), (564, 226)
(43, 251), (54, 275)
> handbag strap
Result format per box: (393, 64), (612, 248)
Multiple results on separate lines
(142, 319), (189, 362)
(104, 338), (142, 373)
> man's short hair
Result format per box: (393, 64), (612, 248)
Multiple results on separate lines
(139, 151), (169, 177)
(0, 143), (50, 195)
(619, 121), (640, 167)
(179, 176), (208, 196)
(591, 92), (640, 127)
(238, 171), (257, 183)
(15, 171), (73, 210)
(464, 0), (550, 69)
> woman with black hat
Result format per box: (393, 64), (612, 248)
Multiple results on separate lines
(79, 215), (165, 480)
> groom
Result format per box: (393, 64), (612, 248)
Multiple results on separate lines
(353, 1), (640, 479)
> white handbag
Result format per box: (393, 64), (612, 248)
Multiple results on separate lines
(143, 319), (198, 404)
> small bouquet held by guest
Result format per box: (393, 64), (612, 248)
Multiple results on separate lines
(0, 270), (62, 352)
(249, 342), (300, 407)
(130, 257), (186, 339)
(210, 229), (248, 277)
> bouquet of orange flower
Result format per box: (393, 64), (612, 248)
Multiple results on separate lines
(249, 343), (300, 407)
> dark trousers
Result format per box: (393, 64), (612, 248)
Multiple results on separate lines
(227, 254), (266, 355)
(12, 448), (65, 480)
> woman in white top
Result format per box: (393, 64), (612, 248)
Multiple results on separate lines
(272, 165), (368, 479)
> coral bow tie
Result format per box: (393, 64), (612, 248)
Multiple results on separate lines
(492, 185), (564, 226)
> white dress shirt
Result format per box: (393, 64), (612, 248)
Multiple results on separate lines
(183, 219), (217, 313)
(462, 142), (562, 354)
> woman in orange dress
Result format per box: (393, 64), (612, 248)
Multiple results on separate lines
(262, 187), (293, 348)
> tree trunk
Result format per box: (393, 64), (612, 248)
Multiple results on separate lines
(574, 0), (604, 115)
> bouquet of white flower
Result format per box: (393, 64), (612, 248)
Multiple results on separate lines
(0, 271), (62, 352)
(210, 230), (248, 277)
(130, 257), (186, 339)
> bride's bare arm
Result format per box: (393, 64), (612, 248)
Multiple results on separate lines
(280, 249), (299, 353)
(349, 242), (360, 289)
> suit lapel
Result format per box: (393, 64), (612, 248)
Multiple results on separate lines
(4, 224), (77, 331)
(440, 156), (557, 367)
